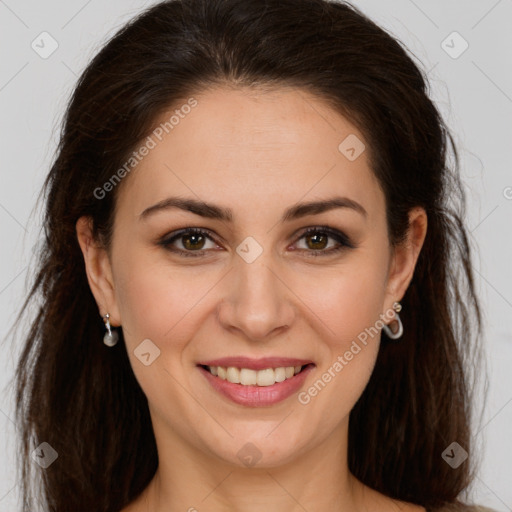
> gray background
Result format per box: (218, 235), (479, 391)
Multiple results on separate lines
(0, 0), (511, 510)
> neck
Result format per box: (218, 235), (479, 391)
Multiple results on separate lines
(138, 412), (363, 511)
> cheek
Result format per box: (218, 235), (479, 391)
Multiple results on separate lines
(113, 250), (216, 352)
(295, 269), (386, 416)
(114, 259), (205, 399)
(296, 255), (387, 391)
(299, 257), (387, 344)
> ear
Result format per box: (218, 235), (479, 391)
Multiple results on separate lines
(383, 206), (428, 313)
(76, 216), (122, 326)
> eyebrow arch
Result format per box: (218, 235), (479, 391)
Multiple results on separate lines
(139, 196), (367, 222)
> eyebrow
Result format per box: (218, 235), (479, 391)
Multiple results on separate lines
(139, 195), (367, 222)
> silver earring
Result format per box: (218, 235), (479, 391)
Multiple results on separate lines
(103, 313), (119, 347)
(382, 301), (403, 340)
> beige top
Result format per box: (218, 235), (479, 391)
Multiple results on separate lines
(430, 505), (497, 512)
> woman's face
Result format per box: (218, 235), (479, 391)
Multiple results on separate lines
(78, 86), (425, 468)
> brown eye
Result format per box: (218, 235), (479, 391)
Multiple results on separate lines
(303, 232), (329, 250)
(294, 226), (355, 257)
(159, 225), (355, 259)
(160, 228), (218, 257)
(181, 232), (206, 250)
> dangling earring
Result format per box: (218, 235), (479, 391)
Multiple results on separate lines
(103, 313), (119, 347)
(382, 301), (403, 340)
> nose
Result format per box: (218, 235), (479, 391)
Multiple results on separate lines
(216, 254), (296, 342)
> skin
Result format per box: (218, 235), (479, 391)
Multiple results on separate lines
(76, 86), (428, 512)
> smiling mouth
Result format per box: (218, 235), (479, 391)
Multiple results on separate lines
(198, 363), (314, 387)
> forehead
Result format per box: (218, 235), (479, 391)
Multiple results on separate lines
(116, 86), (384, 225)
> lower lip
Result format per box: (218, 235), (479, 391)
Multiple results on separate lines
(197, 364), (315, 407)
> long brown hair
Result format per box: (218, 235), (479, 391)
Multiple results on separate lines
(10, 0), (484, 510)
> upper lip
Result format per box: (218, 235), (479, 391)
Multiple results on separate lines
(197, 357), (314, 371)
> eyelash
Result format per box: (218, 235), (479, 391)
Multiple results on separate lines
(158, 226), (356, 258)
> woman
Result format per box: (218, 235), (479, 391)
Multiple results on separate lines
(12, 0), (494, 511)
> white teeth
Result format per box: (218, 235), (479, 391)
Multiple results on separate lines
(206, 365), (305, 386)
(256, 368), (274, 386)
(240, 368), (257, 385)
(274, 367), (286, 383)
(226, 366), (240, 384)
